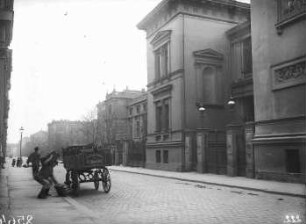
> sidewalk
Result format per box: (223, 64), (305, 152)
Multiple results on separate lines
(0, 165), (103, 224)
(109, 166), (306, 198)
(0, 168), (9, 217)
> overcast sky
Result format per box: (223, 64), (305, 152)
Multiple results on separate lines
(8, 0), (250, 143)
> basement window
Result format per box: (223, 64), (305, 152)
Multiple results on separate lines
(286, 149), (301, 173)
(156, 150), (161, 163)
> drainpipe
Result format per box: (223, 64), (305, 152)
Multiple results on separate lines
(182, 13), (186, 171)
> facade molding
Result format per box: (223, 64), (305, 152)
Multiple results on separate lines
(271, 55), (306, 91)
(150, 30), (172, 48)
(255, 114), (305, 126)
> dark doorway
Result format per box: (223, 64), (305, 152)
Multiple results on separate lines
(206, 131), (227, 175)
(237, 128), (246, 176)
(286, 149), (301, 173)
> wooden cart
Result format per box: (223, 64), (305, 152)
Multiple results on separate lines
(62, 144), (111, 196)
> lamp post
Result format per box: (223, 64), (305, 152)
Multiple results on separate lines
(19, 127), (24, 166)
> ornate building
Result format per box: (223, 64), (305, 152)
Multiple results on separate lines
(137, 0), (250, 172)
(0, 0), (14, 165)
(96, 89), (145, 165)
(125, 92), (147, 167)
(251, 0), (305, 183)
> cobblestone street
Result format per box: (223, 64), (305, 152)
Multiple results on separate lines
(55, 166), (306, 224)
(1, 165), (305, 224)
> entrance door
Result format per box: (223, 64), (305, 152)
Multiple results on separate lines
(237, 129), (246, 176)
(206, 131), (227, 175)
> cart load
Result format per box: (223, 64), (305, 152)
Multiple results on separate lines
(62, 144), (111, 196)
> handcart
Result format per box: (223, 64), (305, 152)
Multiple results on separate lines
(62, 144), (111, 196)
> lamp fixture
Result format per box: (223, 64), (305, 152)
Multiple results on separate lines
(227, 96), (236, 106)
(196, 102), (206, 112)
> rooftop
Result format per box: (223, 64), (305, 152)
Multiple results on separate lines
(137, 0), (250, 30)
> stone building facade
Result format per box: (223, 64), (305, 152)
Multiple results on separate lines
(96, 89), (145, 165)
(137, 0), (250, 172)
(225, 21), (255, 178)
(128, 93), (147, 142)
(250, 0), (305, 183)
(124, 92), (147, 167)
(0, 0), (14, 165)
(23, 130), (48, 156)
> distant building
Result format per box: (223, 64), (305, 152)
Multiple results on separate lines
(48, 120), (93, 154)
(23, 130), (48, 156)
(128, 93), (147, 142)
(137, 0), (250, 172)
(0, 0), (14, 165)
(6, 143), (18, 157)
(96, 88), (147, 165)
(250, 0), (305, 183)
(126, 92), (147, 167)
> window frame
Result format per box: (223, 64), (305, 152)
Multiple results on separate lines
(163, 150), (169, 163)
(286, 149), (301, 173)
(154, 43), (170, 80)
(156, 150), (161, 163)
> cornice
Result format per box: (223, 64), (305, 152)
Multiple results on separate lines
(193, 48), (224, 60)
(255, 115), (306, 126)
(150, 30), (172, 47)
(151, 84), (172, 96)
(137, 0), (250, 33)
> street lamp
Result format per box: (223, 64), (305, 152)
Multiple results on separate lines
(227, 96), (236, 110)
(196, 102), (206, 112)
(19, 127), (24, 164)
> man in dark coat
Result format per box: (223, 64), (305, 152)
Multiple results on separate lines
(35, 151), (67, 199)
(27, 147), (41, 178)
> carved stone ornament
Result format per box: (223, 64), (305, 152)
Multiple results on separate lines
(276, 0), (306, 35)
(275, 61), (305, 83)
(272, 57), (306, 90)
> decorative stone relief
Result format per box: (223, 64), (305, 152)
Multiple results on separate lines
(275, 61), (305, 83)
(276, 0), (306, 34)
(272, 57), (306, 90)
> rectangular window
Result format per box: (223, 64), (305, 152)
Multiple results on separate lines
(242, 37), (252, 76)
(163, 150), (168, 163)
(154, 43), (169, 80)
(155, 52), (161, 79)
(155, 100), (170, 132)
(129, 108), (133, 116)
(156, 150), (161, 163)
(164, 45), (168, 76)
(136, 105), (140, 114)
(136, 120), (140, 138)
(164, 102), (170, 131)
(156, 104), (162, 132)
(143, 103), (147, 112)
(0, 24), (6, 43)
(286, 149), (301, 173)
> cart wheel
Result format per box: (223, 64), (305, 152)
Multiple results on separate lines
(71, 172), (80, 196)
(94, 171), (99, 190)
(102, 168), (111, 193)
